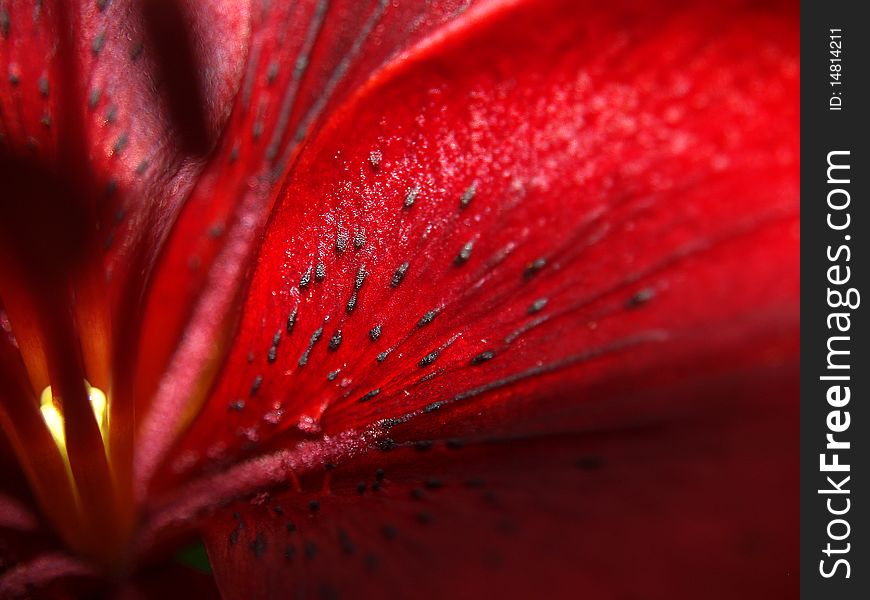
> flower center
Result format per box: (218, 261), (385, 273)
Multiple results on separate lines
(0, 291), (136, 568)
(39, 381), (109, 463)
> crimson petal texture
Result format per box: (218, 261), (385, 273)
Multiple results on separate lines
(202, 373), (798, 599)
(133, 0), (489, 491)
(163, 0), (798, 484)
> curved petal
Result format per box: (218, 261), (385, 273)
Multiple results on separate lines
(161, 0), (798, 485)
(133, 0), (495, 492)
(0, 552), (96, 599)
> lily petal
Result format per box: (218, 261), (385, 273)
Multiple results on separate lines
(201, 373), (798, 599)
(133, 0), (500, 492)
(162, 0), (798, 484)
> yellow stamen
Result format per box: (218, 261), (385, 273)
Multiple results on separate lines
(39, 381), (109, 457)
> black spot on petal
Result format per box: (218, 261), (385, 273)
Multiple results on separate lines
(286, 307), (298, 333)
(471, 351), (495, 365)
(299, 266), (313, 288)
(390, 262), (409, 288)
(336, 230), (349, 254)
(418, 351), (439, 367)
(377, 438), (396, 452)
(364, 553), (380, 572)
(88, 87), (102, 109)
(249, 375), (263, 397)
(338, 530), (356, 555)
(249, 533), (266, 558)
(354, 266), (367, 290)
(627, 288), (655, 308)
(417, 310), (437, 328)
(454, 241), (474, 266)
(91, 31), (106, 55)
(527, 298), (548, 314)
(379, 417), (405, 430)
(524, 257), (547, 279)
(459, 183), (477, 210)
(423, 401), (444, 413)
(368, 150), (382, 170)
(358, 389), (381, 403)
(266, 62), (279, 84)
(414, 440), (434, 452)
(328, 330), (342, 351)
(112, 132), (129, 155)
(354, 228), (366, 249)
(298, 326), (324, 367)
(403, 187), (420, 209)
(304, 541), (318, 560)
(369, 324), (382, 341)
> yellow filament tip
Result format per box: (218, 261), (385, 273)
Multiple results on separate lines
(39, 382), (109, 456)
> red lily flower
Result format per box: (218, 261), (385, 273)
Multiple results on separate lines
(0, 0), (798, 598)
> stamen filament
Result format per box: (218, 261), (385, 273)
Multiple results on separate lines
(39, 382), (109, 458)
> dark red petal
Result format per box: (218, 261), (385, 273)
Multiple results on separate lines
(0, 0), (249, 296)
(0, 403), (40, 535)
(1, 2), (250, 527)
(120, 562), (221, 600)
(0, 552), (96, 599)
(201, 372), (797, 599)
(133, 0), (495, 492)
(162, 0), (798, 483)
(0, 494), (36, 534)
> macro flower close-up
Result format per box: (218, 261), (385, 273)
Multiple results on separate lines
(0, 0), (799, 598)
